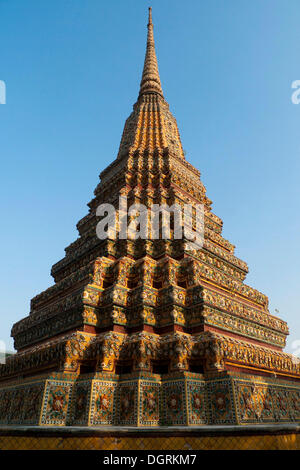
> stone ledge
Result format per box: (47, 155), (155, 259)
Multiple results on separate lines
(0, 424), (299, 438)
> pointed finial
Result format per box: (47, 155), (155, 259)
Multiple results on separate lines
(139, 7), (164, 99)
(148, 7), (152, 26)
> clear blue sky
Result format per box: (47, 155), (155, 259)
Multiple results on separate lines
(0, 0), (299, 354)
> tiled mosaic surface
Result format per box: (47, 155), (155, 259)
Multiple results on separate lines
(233, 377), (300, 424)
(90, 381), (117, 426)
(0, 381), (45, 426)
(1, 372), (300, 426)
(163, 380), (186, 426)
(71, 380), (92, 426)
(186, 380), (207, 425)
(139, 380), (161, 426)
(207, 378), (236, 425)
(40, 380), (73, 426)
(117, 381), (138, 426)
(23, 385), (45, 424)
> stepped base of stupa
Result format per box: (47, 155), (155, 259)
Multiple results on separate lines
(1, 363), (299, 428)
(1, 330), (300, 429)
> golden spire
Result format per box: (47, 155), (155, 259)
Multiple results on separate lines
(139, 7), (164, 99)
(117, 7), (186, 159)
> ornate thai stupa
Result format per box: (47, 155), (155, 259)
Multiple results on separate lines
(1, 8), (300, 432)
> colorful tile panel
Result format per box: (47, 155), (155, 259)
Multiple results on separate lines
(117, 381), (138, 426)
(162, 380), (186, 425)
(139, 380), (161, 426)
(89, 381), (117, 425)
(40, 380), (73, 426)
(186, 380), (207, 425)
